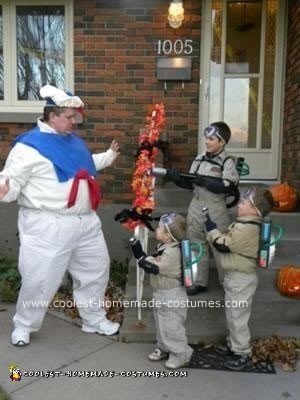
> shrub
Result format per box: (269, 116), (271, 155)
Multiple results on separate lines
(0, 255), (20, 302)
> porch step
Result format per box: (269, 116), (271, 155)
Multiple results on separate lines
(120, 185), (300, 343)
(120, 284), (300, 343)
(153, 181), (271, 209)
(121, 256), (300, 343)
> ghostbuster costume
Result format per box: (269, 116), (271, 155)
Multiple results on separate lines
(187, 150), (239, 289)
(168, 123), (240, 293)
(130, 213), (193, 369)
(0, 85), (119, 346)
(205, 187), (274, 370)
(147, 242), (193, 368)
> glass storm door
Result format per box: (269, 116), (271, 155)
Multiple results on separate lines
(199, 0), (286, 179)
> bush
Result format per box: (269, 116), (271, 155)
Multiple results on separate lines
(109, 258), (129, 290)
(0, 255), (20, 302)
(0, 255), (129, 304)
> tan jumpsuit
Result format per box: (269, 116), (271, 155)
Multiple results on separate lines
(187, 151), (239, 287)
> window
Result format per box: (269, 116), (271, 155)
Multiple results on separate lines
(0, 6), (4, 100)
(0, 0), (73, 114)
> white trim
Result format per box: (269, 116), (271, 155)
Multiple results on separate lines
(277, 0), (288, 181)
(199, 0), (287, 180)
(272, 0), (287, 180)
(0, 0), (73, 114)
(1, 3), (11, 103)
(198, 0), (212, 150)
(220, 1), (226, 119)
(257, 0), (266, 149)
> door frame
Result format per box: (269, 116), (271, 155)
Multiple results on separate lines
(198, 0), (288, 180)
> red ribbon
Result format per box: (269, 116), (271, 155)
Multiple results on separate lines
(67, 169), (100, 210)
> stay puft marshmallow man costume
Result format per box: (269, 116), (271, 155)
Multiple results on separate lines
(0, 85), (120, 345)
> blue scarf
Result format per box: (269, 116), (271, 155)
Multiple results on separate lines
(13, 127), (97, 182)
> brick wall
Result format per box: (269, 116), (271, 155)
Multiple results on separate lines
(282, 0), (300, 190)
(0, 0), (201, 204)
(74, 0), (201, 203)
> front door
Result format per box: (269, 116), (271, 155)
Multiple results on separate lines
(199, 0), (286, 180)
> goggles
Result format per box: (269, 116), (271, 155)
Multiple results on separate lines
(241, 188), (262, 217)
(159, 213), (178, 242)
(203, 125), (223, 142)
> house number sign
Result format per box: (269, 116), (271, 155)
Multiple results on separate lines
(157, 39), (193, 55)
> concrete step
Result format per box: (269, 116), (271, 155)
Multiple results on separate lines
(124, 185), (300, 343)
(120, 284), (300, 343)
(275, 237), (300, 258)
(154, 184), (300, 235)
(154, 181), (270, 209)
(128, 253), (299, 287)
(120, 315), (300, 344)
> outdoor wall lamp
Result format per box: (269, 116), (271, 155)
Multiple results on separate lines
(168, 0), (184, 29)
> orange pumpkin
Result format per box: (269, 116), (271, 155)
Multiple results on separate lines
(277, 265), (300, 298)
(269, 183), (298, 212)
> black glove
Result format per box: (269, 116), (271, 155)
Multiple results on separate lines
(194, 175), (205, 187)
(138, 258), (159, 275)
(129, 238), (146, 260)
(166, 168), (181, 183)
(204, 213), (217, 232)
(115, 208), (156, 231)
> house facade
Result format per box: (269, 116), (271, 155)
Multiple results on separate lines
(0, 0), (299, 258)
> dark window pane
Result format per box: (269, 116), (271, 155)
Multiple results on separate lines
(16, 6), (65, 100)
(0, 6), (3, 100)
(226, 2), (262, 74)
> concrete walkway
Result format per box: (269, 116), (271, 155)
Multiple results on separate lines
(1, 303), (299, 400)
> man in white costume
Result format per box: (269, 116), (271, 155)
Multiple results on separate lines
(0, 85), (120, 346)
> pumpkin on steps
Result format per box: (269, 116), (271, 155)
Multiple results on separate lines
(269, 183), (298, 212)
(277, 265), (300, 298)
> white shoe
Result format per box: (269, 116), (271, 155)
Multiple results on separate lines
(165, 351), (192, 369)
(148, 348), (169, 361)
(81, 319), (120, 336)
(11, 328), (30, 347)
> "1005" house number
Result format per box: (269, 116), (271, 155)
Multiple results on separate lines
(157, 39), (193, 55)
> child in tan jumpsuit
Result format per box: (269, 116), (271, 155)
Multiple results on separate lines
(167, 122), (240, 295)
(204, 187), (275, 370)
(130, 213), (193, 369)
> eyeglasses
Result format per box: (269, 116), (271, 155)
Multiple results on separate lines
(159, 213), (178, 241)
(160, 213), (176, 226)
(241, 189), (262, 216)
(241, 188), (254, 200)
(204, 125), (222, 141)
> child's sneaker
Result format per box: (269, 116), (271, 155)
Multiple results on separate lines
(224, 354), (252, 371)
(165, 351), (192, 369)
(214, 343), (234, 356)
(148, 348), (169, 361)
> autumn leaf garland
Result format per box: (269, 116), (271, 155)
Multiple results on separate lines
(122, 103), (165, 231)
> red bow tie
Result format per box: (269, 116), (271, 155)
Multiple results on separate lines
(67, 169), (100, 210)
